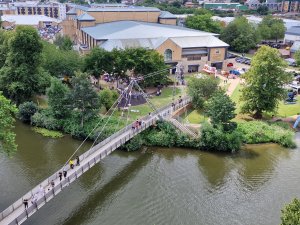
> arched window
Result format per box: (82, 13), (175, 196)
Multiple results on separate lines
(164, 49), (172, 61)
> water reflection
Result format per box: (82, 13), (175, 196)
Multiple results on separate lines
(197, 152), (230, 189)
(61, 153), (152, 225)
(237, 144), (290, 191)
(197, 144), (291, 192)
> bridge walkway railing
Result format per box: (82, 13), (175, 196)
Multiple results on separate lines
(0, 97), (191, 225)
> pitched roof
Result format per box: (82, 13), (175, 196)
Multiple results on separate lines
(170, 36), (229, 48)
(77, 13), (95, 21)
(81, 21), (217, 40)
(291, 40), (300, 53)
(87, 6), (160, 12)
(286, 26), (300, 36)
(66, 7), (77, 15)
(159, 11), (176, 19)
(99, 37), (168, 51)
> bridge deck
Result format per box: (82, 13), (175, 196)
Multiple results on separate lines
(0, 98), (190, 225)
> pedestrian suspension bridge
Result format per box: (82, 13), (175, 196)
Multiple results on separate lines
(0, 69), (197, 225)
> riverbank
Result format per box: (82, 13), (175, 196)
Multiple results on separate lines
(2, 121), (300, 225)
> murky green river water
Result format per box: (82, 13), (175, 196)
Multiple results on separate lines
(1, 121), (300, 225)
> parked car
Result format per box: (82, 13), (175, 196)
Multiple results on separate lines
(227, 53), (237, 59)
(290, 62), (297, 67)
(244, 59), (251, 65)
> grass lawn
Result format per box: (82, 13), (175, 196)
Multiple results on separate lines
(181, 109), (207, 124)
(230, 83), (300, 118)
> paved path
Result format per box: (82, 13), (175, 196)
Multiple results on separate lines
(0, 98), (191, 225)
(217, 75), (240, 96)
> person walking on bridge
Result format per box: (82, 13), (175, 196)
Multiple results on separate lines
(63, 170), (67, 178)
(69, 160), (74, 169)
(23, 199), (28, 209)
(58, 172), (62, 181)
(76, 156), (80, 166)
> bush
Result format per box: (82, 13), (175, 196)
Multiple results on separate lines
(237, 121), (296, 148)
(18, 101), (38, 123)
(199, 123), (243, 152)
(31, 109), (62, 130)
(124, 134), (144, 151)
(280, 198), (300, 225)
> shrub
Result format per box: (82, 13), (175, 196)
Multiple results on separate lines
(32, 127), (63, 138)
(124, 134), (144, 151)
(31, 109), (62, 130)
(280, 198), (300, 225)
(199, 123), (243, 152)
(18, 101), (38, 123)
(237, 121), (296, 148)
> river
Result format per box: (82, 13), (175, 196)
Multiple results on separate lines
(1, 121), (300, 225)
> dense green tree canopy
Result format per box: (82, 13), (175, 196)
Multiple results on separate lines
(0, 92), (18, 155)
(258, 15), (285, 41)
(281, 198), (300, 225)
(187, 76), (219, 110)
(54, 34), (73, 50)
(18, 101), (38, 123)
(185, 14), (222, 33)
(206, 90), (236, 126)
(84, 48), (114, 78)
(68, 72), (101, 127)
(294, 50), (300, 66)
(98, 88), (119, 111)
(84, 47), (168, 86)
(257, 5), (269, 15)
(0, 26), (50, 104)
(47, 78), (71, 119)
(241, 46), (291, 118)
(42, 41), (82, 78)
(220, 16), (260, 53)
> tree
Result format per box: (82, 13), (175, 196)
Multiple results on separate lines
(47, 78), (71, 119)
(54, 34), (73, 51)
(17, 101), (38, 123)
(42, 41), (82, 78)
(258, 16), (285, 42)
(186, 14), (222, 33)
(241, 46), (291, 118)
(220, 17), (260, 53)
(0, 30), (14, 68)
(257, 5), (269, 15)
(0, 26), (50, 104)
(68, 72), (101, 127)
(83, 48), (114, 78)
(0, 92), (18, 155)
(98, 88), (119, 111)
(206, 90), (236, 126)
(281, 198), (300, 225)
(187, 76), (219, 110)
(294, 50), (300, 66)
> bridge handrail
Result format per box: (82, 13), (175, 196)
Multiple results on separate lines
(0, 96), (191, 224)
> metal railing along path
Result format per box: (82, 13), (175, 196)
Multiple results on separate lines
(0, 97), (191, 225)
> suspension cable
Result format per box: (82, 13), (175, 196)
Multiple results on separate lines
(89, 81), (134, 150)
(61, 87), (127, 170)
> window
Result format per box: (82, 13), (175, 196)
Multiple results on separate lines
(215, 49), (220, 54)
(164, 49), (172, 61)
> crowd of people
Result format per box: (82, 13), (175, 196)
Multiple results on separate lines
(38, 26), (61, 41)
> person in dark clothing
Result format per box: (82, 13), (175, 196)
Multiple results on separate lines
(23, 199), (28, 209)
(76, 156), (80, 166)
(51, 180), (55, 188)
(63, 170), (67, 178)
(58, 172), (62, 181)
